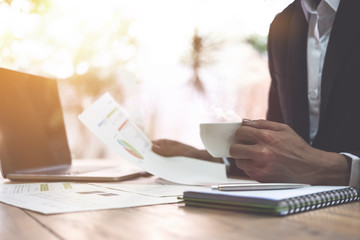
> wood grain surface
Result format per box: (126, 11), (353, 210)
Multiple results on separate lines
(1, 176), (360, 240)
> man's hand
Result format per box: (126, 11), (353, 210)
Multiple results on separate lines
(230, 119), (351, 185)
(152, 139), (222, 163)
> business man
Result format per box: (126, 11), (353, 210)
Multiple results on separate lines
(152, 0), (360, 186)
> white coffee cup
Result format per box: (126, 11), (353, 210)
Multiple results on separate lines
(199, 121), (242, 158)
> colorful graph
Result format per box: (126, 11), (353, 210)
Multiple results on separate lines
(117, 139), (144, 159)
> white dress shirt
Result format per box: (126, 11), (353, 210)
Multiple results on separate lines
(301, 0), (360, 186)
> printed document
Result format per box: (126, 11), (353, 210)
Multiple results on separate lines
(0, 182), (179, 214)
(79, 93), (253, 185)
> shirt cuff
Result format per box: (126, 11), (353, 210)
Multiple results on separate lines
(340, 152), (360, 186)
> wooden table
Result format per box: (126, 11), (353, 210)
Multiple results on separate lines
(1, 176), (360, 240)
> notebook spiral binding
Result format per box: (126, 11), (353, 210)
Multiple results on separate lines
(282, 187), (360, 215)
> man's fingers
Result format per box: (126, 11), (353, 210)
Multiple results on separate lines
(229, 143), (259, 159)
(235, 125), (278, 146)
(235, 159), (253, 171)
(235, 126), (260, 143)
(151, 139), (176, 156)
(242, 119), (288, 131)
(151, 139), (167, 149)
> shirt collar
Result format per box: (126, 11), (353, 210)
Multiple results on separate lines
(301, 0), (341, 21)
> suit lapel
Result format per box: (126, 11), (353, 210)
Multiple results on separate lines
(320, 0), (360, 122)
(286, 1), (310, 142)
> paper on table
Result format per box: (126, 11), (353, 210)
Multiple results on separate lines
(0, 182), (73, 194)
(0, 182), (179, 214)
(78, 93), (251, 185)
(92, 183), (208, 197)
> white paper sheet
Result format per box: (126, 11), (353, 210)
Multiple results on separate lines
(0, 182), (73, 194)
(0, 182), (179, 214)
(92, 183), (208, 197)
(78, 92), (244, 185)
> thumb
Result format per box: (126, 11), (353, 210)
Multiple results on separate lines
(242, 119), (286, 131)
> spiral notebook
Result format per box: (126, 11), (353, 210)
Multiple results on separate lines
(182, 186), (360, 216)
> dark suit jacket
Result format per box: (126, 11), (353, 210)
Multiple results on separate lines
(266, 0), (360, 157)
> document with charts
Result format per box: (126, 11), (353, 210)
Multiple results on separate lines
(79, 93), (253, 185)
(0, 182), (179, 214)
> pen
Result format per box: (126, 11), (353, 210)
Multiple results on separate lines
(211, 183), (310, 191)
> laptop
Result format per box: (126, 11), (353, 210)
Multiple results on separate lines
(0, 67), (144, 181)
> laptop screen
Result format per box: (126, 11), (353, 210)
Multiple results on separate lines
(0, 68), (71, 177)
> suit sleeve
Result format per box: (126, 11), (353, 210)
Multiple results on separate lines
(266, 16), (285, 123)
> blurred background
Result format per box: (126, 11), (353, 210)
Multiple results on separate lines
(0, 0), (293, 159)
